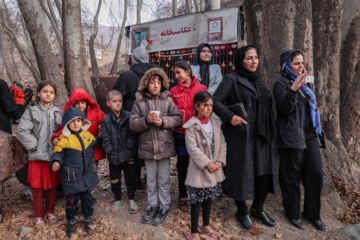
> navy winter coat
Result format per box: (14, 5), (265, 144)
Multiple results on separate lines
(101, 110), (138, 165)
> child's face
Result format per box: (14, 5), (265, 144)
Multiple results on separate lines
(106, 95), (122, 113)
(74, 100), (87, 113)
(195, 98), (213, 118)
(37, 85), (55, 105)
(174, 67), (191, 84)
(68, 118), (83, 132)
(147, 77), (161, 95)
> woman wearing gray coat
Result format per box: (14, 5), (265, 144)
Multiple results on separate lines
(213, 45), (278, 229)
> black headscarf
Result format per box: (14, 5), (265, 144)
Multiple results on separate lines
(196, 43), (211, 88)
(234, 45), (276, 142)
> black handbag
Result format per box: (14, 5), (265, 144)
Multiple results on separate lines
(227, 103), (247, 126)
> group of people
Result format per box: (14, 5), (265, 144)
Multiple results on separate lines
(1, 43), (326, 239)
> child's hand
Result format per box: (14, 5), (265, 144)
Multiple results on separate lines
(154, 118), (163, 127)
(52, 162), (60, 172)
(206, 162), (219, 173)
(147, 113), (158, 123)
(215, 161), (223, 170)
(52, 137), (59, 145)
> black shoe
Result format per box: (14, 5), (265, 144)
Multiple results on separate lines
(286, 216), (306, 230)
(142, 206), (158, 224)
(67, 220), (77, 238)
(306, 218), (326, 231)
(152, 208), (169, 226)
(235, 212), (254, 229)
(84, 218), (94, 233)
(250, 209), (276, 227)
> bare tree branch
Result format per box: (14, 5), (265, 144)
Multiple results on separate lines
(0, 27), (16, 82)
(54, 0), (62, 18)
(89, 0), (102, 77)
(10, 42), (22, 81)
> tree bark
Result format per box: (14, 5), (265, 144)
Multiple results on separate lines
(10, 43), (22, 82)
(185, 0), (192, 14)
(205, 0), (220, 11)
(89, 0), (102, 77)
(54, 0), (62, 19)
(173, 0), (178, 16)
(193, 0), (200, 12)
(62, 0), (96, 100)
(137, 0), (142, 24)
(16, 0), (67, 106)
(0, 28), (16, 83)
(110, 0), (127, 75)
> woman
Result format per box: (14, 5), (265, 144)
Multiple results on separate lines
(213, 45), (278, 229)
(273, 50), (326, 231)
(191, 43), (222, 94)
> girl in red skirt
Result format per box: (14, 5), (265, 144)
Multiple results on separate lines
(17, 81), (62, 228)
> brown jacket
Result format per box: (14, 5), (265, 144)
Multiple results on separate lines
(129, 68), (182, 160)
(184, 116), (227, 188)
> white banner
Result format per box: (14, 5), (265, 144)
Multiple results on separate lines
(128, 8), (239, 54)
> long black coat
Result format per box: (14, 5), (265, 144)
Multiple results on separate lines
(0, 79), (18, 134)
(213, 72), (278, 201)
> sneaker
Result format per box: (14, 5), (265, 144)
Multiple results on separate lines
(84, 217), (94, 233)
(152, 208), (169, 226)
(67, 220), (77, 238)
(48, 213), (58, 224)
(142, 206), (158, 224)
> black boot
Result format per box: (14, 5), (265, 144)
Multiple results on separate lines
(67, 220), (77, 238)
(84, 217), (94, 233)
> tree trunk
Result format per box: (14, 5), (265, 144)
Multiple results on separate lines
(110, 0), (127, 75)
(10, 43), (22, 82)
(137, 0), (142, 24)
(0, 28), (16, 83)
(244, 0), (360, 194)
(205, 0), (220, 11)
(62, 0), (96, 100)
(193, 0), (200, 12)
(185, 0), (192, 14)
(54, 0), (62, 19)
(89, 0), (102, 77)
(16, 0), (68, 106)
(173, 0), (178, 16)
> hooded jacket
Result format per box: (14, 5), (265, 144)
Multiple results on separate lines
(183, 117), (227, 188)
(13, 86), (25, 105)
(170, 76), (207, 135)
(101, 109), (138, 165)
(18, 103), (62, 161)
(129, 68), (182, 160)
(50, 107), (99, 196)
(273, 50), (309, 149)
(51, 88), (105, 161)
(113, 47), (160, 111)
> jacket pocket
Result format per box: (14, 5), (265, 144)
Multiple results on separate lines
(66, 167), (77, 183)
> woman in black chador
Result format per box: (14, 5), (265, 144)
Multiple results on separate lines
(213, 45), (278, 229)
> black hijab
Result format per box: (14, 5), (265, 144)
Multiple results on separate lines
(234, 45), (276, 142)
(196, 43), (211, 88)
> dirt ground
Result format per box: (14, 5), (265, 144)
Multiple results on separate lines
(0, 127), (351, 239)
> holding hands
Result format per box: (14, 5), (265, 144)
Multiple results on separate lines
(52, 162), (60, 172)
(291, 72), (308, 91)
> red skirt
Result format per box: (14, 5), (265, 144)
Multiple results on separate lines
(27, 161), (61, 190)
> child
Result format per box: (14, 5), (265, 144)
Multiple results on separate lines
(183, 91), (226, 240)
(101, 90), (139, 214)
(17, 81), (62, 228)
(130, 68), (182, 226)
(50, 107), (99, 238)
(170, 61), (207, 211)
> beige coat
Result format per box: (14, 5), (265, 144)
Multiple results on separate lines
(184, 116), (227, 188)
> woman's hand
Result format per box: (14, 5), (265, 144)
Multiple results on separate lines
(231, 115), (247, 126)
(52, 162), (60, 172)
(147, 113), (158, 124)
(206, 162), (219, 173)
(291, 72), (308, 91)
(214, 161), (223, 169)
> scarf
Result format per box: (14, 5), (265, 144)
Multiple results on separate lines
(234, 45), (276, 142)
(196, 43), (211, 88)
(282, 52), (322, 136)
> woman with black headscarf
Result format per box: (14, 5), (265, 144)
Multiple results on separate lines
(273, 50), (326, 231)
(191, 43), (222, 94)
(213, 45), (278, 229)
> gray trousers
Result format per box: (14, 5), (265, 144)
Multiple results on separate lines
(144, 158), (170, 210)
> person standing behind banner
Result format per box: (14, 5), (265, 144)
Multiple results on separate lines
(113, 46), (160, 190)
(191, 43), (222, 95)
(273, 50), (326, 231)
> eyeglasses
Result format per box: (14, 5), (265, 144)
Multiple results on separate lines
(201, 50), (212, 53)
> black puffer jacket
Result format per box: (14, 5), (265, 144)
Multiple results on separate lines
(101, 110), (138, 165)
(273, 50), (307, 149)
(112, 63), (160, 111)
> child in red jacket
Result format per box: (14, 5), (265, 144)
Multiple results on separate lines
(170, 61), (207, 211)
(52, 88), (105, 203)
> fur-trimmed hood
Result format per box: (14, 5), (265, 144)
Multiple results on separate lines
(138, 68), (169, 92)
(62, 107), (91, 138)
(63, 88), (100, 113)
